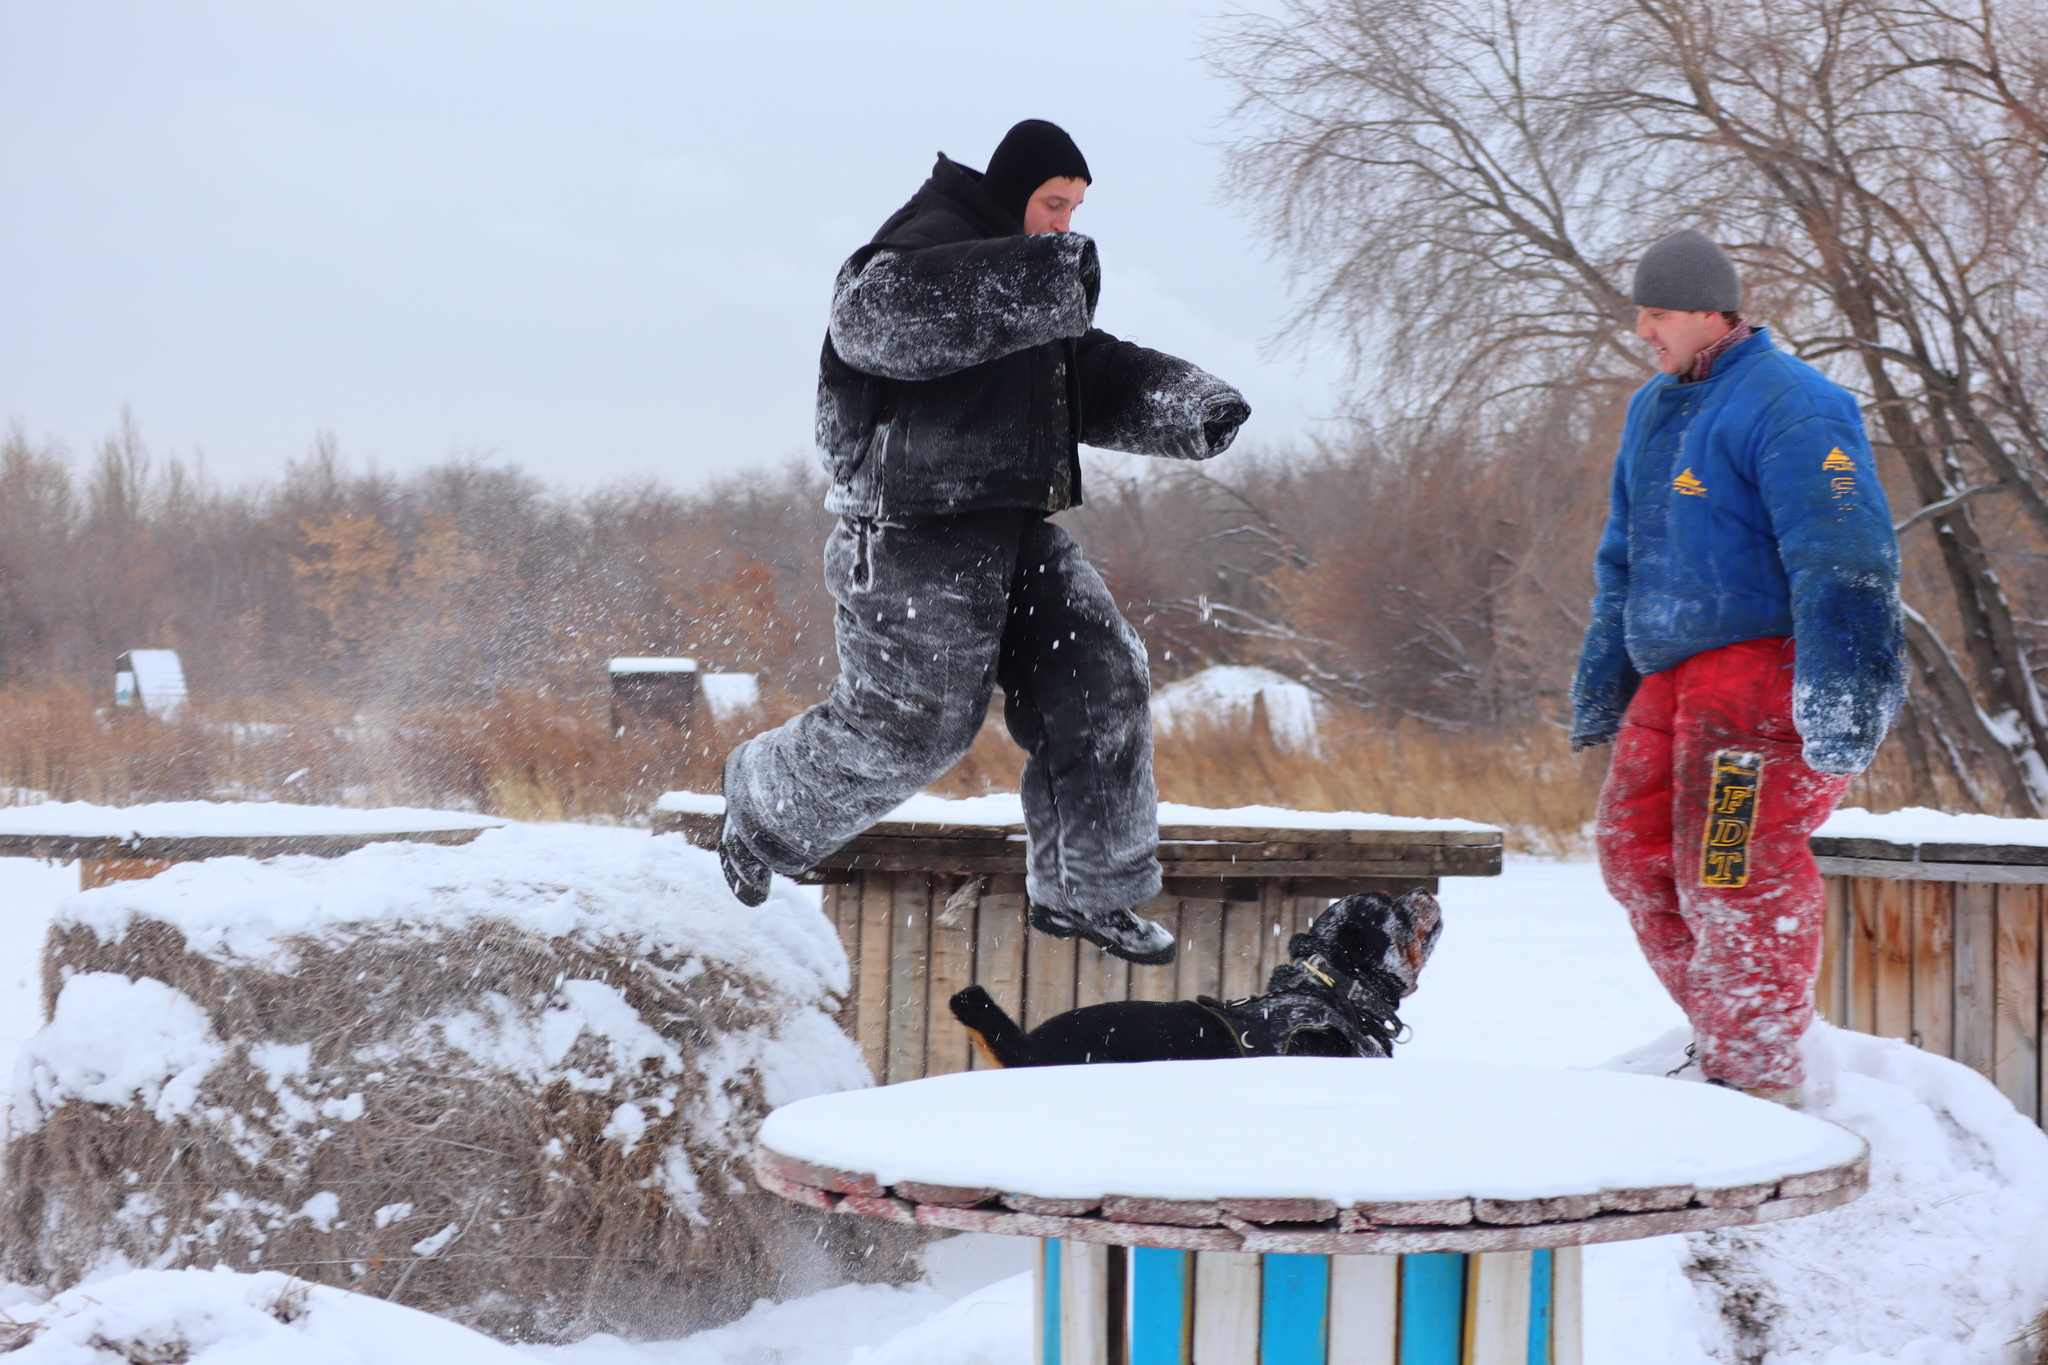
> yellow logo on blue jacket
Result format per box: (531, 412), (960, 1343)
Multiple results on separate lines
(1673, 468), (1707, 497)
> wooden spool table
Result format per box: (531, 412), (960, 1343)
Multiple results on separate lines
(0, 801), (506, 888)
(654, 793), (1503, 1084)
(753, 1057), (1867, 1365)
(1813, 806), (2048, 1126)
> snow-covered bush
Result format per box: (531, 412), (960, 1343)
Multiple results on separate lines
(1151, 666), (1323, 754)
(1, 825), (923, 1342)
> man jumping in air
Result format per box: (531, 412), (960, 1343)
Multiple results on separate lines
(1572, 230), (1903, 1106)
(717, 120), (1250, 965)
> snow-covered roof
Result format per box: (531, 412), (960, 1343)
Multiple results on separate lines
(1152, 665), (1322, 752)
(1817, 806), (2048, 849)
(758, 1056), (1865, 1204)
(608, 656), (699, 674)
(0, 801), (506, 840)
(120, 649), (188, 715)
(654, 790), (1497, 835)
(701, 672), (761, 718)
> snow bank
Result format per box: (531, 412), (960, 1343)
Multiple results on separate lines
(1817, 804), (2048, 848)
(758, 1056), (1863, 1203)
(1601, 1022), (2048, 1360)
(0, 1267), (530, 1364)
(1152, 665), (1323, 753)
(655, 789), (1496, 835)
(2, 823), (922, 1342)
(0, 800), (504, 839)
(847, 1272), (1032, 1365)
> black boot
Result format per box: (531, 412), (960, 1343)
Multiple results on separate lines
(1028, 903), (1178, 965)
(718, 815), (773, 908)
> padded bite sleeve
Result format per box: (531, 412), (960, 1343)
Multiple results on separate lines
(1076, 329), (1249, 461)
(828, 233), (1099, 381)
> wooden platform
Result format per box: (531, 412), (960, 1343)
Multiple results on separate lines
(1814, 821), (2048, 1126)
(655, 794), (1502, 1084)
(0, 805), (504, 890)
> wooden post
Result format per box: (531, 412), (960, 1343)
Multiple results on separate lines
(1954, 881), (1998, 1079)
(1466, 1251), (1533, 1365)
(1061, 1240), (1119, 1365)
(1131, 1248), (1194, 1365)
(1552, 1246), (1584, 1365)
(1192, 1251), (1262, 1365)
(1326, 1256), (1398, 1365)
(1260, 1255), (1329, 1365)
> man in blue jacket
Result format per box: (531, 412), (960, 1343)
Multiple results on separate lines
(1571, 230), (1903, 1106)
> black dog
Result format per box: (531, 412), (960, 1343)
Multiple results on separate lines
(948, 889), (1442, 1066)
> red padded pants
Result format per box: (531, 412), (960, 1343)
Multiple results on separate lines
(1595, 638), (1851, 1090)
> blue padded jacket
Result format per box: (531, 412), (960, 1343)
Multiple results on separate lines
(1569, 328), (1905, 773)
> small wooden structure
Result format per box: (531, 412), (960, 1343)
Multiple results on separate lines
(754, 1058), (1868, 1365)
(1813, 808), (2048, 1126)
(609, 657), (700, 732)
(115, 649), (187, 717)
(0, 802), (505, 890)
(654, 793), (1501, 1084)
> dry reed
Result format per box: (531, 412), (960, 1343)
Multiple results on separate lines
(0, 682), (1936, 849)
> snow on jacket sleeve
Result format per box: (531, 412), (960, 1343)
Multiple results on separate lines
(1570, 453), (1641, 749)
(1757, 412), (1904, 774)
(1074, 329), (1250, 461)
(828, 232), (1099, 382)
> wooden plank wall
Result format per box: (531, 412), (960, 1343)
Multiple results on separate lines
(821, 872), (1335, 1084)
(1818, 874), (2046, 1127)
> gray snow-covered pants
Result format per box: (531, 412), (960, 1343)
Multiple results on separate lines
(723, 509), (1161, 915)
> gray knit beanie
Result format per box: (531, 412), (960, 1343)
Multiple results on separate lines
(1632, 230), (1740, 311)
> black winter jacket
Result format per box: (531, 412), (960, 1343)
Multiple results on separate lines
(816, 156), (1248, 518)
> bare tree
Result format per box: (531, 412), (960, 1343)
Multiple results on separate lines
(1214, 0), (2048, 810)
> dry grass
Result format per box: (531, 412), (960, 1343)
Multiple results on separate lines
(2, 914), (925, 1342)
(0, 682), (1940, 848)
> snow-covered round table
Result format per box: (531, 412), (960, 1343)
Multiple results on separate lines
(755, 1058), (1867, 1365)
(0, 801), (506, 888)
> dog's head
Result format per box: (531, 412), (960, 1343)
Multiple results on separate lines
(1293, 889), (1443, 998)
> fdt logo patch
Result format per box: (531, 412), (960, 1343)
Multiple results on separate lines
(1701, 749), (1763, 887)
(1823, 446), (1858, 500)
(1673, 468), (1708, 497)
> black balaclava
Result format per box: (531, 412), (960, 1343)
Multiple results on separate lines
(981, 119), (1092, 227)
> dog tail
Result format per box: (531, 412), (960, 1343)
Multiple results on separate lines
(948, 985), (1032, 1067)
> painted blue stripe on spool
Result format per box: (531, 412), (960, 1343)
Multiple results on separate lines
(1043, 1239), (1062, 1365)
(1527, 1249), (1553, 1365)
(1260, 1254), (1330, 1365)
(1397, 1253), (1466, 1365)
(1131, 1248), (1192, 1365)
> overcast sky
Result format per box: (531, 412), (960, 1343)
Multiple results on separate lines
(1, 1), (1347, 492)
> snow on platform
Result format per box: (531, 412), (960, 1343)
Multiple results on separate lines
(0, 800), (505, 840)
(1817, 804), (2048, 848)
(759, 1056), (1864, 1204)
(654, 789), (1496, 835)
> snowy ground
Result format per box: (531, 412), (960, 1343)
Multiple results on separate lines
(1, 852), (2042, 1363)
